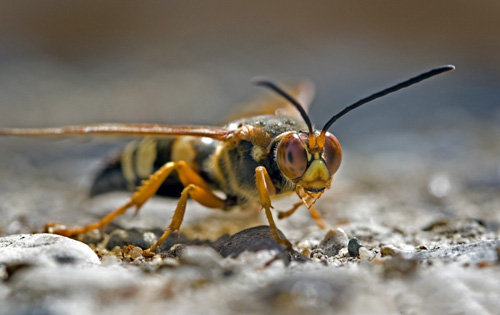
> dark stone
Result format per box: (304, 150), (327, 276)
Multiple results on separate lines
(348, 237), (364, 257)
(212, 225), (306, 264)
(319, 228), (348, 256)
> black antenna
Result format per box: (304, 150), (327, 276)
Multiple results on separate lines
(253, 78), (314, 136)
(321, 65), (455, 134)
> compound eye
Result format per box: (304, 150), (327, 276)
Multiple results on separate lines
(323, 132), (342, 175)
(277, 133), (308, 180)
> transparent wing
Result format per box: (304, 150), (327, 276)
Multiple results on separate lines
(221, 80), (315, 123)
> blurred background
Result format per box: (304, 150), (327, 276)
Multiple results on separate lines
(0, 1), (499, 230)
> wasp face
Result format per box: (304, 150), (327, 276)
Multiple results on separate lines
(276, 131), (342, 192)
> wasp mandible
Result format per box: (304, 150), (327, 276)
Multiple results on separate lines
(0, 65), (455, 255)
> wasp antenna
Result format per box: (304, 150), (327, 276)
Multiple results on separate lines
(320, 65), (455, 135)
(253, 77), (314, 138)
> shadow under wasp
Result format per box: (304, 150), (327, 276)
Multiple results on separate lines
(0, 65), (454, 255)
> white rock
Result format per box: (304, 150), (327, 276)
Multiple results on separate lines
(0, 234), (100, 266)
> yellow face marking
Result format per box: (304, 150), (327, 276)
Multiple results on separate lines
(135, 137), (158, 178)
(299, 159), (330, 190)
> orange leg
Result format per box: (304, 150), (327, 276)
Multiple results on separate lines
(301, 189), (328, 229)
(255, 166), (292, 249)
(277, 200), (303, 220)
(276, 191), (327, 229)
(307, 205), (327, 229)
(48, 161), (225, 254)
(143, 182), (225, 255)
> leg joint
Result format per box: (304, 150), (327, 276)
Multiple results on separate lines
(172, 160), (188, 169)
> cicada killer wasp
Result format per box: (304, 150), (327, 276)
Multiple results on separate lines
(0, 65), (454, 255)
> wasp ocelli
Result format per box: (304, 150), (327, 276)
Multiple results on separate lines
(0, 65), (455, 255)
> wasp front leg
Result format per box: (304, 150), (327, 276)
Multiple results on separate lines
(255, 166), (293, 249)
(47, 160), (226, 255)
(277, 200), (303, 220)
(277, 195), (327, 229)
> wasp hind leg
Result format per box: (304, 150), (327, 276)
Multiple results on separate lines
(47, 161), (226, 255)
(255, 166), (293, 249)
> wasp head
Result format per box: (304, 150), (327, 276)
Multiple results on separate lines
(276, 130), (341, 192)
(256, 65), (454, 193)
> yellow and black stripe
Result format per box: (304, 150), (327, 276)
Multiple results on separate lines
(90, 136), (219, 197)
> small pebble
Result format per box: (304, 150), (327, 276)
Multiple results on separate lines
(359, 247), (375, 261)
(320, 228), (348, 256)
(129, 246), (144, 260)
(348, 237), (364, 257)
(380, 245), (402, 257)
(337, 248), (349, 258)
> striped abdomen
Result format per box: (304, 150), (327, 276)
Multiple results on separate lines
(90, 136), (219, 197)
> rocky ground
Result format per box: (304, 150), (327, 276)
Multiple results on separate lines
(0, 2), (499, 314)
(0, 125), (499, 314)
